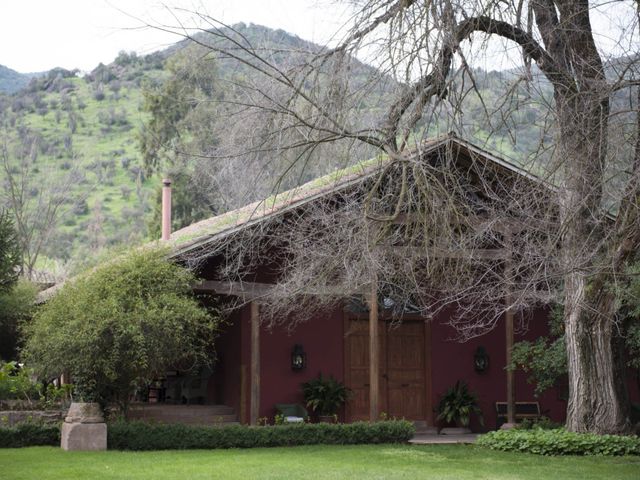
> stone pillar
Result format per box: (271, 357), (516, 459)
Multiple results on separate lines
(61, 402), (107, 451)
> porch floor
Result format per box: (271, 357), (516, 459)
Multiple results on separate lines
(409, 433), (478, 444)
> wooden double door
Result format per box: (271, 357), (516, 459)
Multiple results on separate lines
(344, 317), (431, 422)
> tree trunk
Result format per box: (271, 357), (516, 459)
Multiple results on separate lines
(556, 85), (632, 433)
(564, 273), (630, 433)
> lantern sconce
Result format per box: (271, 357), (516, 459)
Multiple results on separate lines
(291, 344), (306, 371)
(474, 346), (489, 373)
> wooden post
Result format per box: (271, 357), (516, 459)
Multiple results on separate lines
(504, 229), (516, 427)
(250, 302), (260, 426)
(239, 365), (247, 424)
(505, 306), (515, 425)
(369, 279), (379, 422)
(424, 320), (433, 426)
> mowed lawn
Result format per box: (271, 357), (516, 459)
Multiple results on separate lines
(1, 444), (639, 480)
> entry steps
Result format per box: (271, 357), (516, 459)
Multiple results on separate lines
(413, 420), (438, 435)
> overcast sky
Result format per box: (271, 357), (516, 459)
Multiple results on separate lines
(0, 0), (348, 73)
(1, 1), (637, 74)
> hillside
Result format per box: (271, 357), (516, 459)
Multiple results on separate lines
(0, 56), (165, 274)
(0, 65), (38, 94)
(0, 24), (399, 276)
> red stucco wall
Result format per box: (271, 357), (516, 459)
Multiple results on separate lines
(430, 307), (567, 432)
(257, 306), (345, 420)
(215, 302), (639, 429)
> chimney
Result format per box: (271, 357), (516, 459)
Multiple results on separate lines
(161, 178), (172, 241)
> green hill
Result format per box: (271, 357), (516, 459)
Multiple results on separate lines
(0, 25), (393, 275)
(0, 65), (40, 94)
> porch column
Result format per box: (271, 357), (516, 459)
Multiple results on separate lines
(504, 229), (516, 427)
(505, 305), (515, 425)
(250, 301), (260, 426)
(369, 279), (380, 422)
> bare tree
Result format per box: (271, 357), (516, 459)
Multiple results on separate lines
(152, 1), (640, 433)
(1, 128), (84, 278)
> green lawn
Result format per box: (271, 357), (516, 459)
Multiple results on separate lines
(1, 445), (639, 480)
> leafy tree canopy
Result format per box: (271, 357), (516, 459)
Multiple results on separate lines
(22, 247), (219, 414)
(0, 280), (37, 360)
(0, 209), (21, 292)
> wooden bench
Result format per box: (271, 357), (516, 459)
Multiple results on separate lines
(495, 401), (540, 428)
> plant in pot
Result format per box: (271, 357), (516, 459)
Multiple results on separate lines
(302, 373), (350, 423)
(436, 380), (483, 434)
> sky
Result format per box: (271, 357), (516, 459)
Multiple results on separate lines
(0, 0), (349, 73)
(1, 1), (637, 74)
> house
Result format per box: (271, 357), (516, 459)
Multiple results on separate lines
(144, 133), (637, 431)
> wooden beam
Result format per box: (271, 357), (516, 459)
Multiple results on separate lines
(193, 280), (274, 300)
(369, 278), (380, 422)
(193, 280), (366, 299)
(250, 302), (260, 426)
(377, 246), (509, 260)
(390, 214), (528, 234)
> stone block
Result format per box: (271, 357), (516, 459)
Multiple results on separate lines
(61, 422), (107, 451)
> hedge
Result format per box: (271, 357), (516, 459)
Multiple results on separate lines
(0, 423), (60, 448)
(477, 428), (640, 456)
(108, 420), (416, 450)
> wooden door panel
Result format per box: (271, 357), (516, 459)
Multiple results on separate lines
(345, 319), (386, 421)
(346, 318), (426, 421)
(385, 322), (425, 420)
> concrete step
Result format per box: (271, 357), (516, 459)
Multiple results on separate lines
(413, 421), (438, 435)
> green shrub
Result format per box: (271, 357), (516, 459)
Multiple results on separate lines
(0, 362), (40, 402)
(514, 416), (561, 430)
(477, 428), (640, 456)
(0, 423), (60, 448)
(22, 247), (219, 414)
(302, 373), (350, 416)
(108, 420), (415, 450)
(436, 380), (483, 427)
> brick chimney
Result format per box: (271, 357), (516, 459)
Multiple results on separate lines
(161, 178), (172, 241)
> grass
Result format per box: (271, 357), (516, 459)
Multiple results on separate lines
(1, 444), (639, 480)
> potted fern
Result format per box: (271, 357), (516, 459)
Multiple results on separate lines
(436, 380), (484, 433)
(302, 373), (350, 423)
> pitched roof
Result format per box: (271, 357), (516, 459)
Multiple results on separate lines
(167, 133), (544, 258)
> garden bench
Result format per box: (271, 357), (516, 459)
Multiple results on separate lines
(274, 403), (309, 423)
(495, 401), (540, 428)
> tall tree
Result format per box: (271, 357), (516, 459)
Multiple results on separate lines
(0, 209), (20, 291)
(1, 127), (84, 277)
(153, 2), (640, 433)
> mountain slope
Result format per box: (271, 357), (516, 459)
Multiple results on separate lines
(0, 64), (35, 94)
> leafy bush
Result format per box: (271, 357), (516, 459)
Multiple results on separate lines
(108, 420), (415, 450)
(0, 362), (39, 402)
(436, 381), (483, 427)
(0, 423), (60, 448)
(477, 428), (640, 456)
(302, 374), (350, 416)
(22, 247), (219, 414)
(514, 416), (561, 430)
